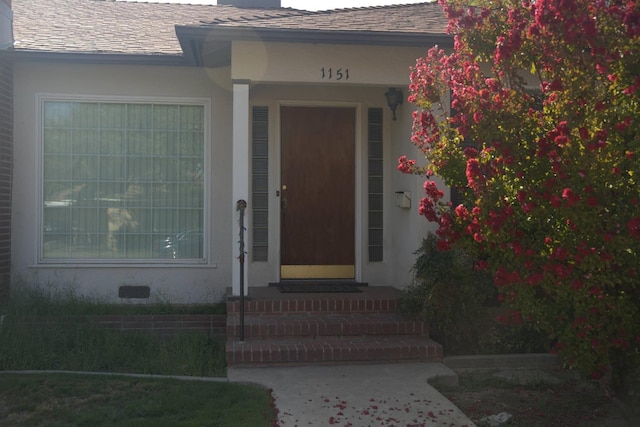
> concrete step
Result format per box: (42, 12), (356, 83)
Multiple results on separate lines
(226, 313), (430, 340)
(225, 286), (442, 368)
(226, 336), (443, 367)
(226, 286), (402, 315)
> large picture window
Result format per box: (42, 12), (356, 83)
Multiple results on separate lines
(41, 98), (207, 262)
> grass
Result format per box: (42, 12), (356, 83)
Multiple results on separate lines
(0, 287), (227, 376)
(0, 315), (227, 376)
(0, 372), (276, 426)
(0, 286), (277, 425)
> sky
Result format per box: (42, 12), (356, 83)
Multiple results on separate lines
(152, 1), (429, 11)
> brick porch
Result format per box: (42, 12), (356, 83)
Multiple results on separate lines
(226, 286), (443, 367)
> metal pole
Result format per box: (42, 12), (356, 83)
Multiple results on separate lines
(237, 199), (247, 342)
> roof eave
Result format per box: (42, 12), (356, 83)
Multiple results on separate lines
(2, 26), (453, 68)
(0, 50), (189, 66)
(175, 25), (453, 67)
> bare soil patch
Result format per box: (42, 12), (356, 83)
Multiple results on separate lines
(436, 370), (627, 427)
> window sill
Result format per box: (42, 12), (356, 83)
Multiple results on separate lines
(32, 262), (218, 269)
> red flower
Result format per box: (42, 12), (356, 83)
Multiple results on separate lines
(466, 158), (484, 193)
(589, 286), (602, 296)
(397, 156), (417, 174)
(521, 201), (536, 213)
(562, 188), (580, 207)
(419, 198), (439, 222)
(548, 79), (564, 91)
(517, 190), (528, 203)
(424, 180), (444, 200)
(595, 63), (608, 74)
(455, 204), (469, 220)
(571, 279), (583, 290)
(578, 127), (589, 140)
(628, 217), (640, 239)
(474, 259), (488, 271)
(463, 146), (478, 158)
(436, 239), (451, 251)
(527, 273), (543, 286)
(615, 117), (632, 132)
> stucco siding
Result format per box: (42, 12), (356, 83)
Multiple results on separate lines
(12, 62), (233, 303)
(11, 59), (438, 303)
(231, 41), (426, 86)
(0, 60), (12, 300)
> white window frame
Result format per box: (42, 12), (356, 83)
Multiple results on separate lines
(36, 94), (212, 266)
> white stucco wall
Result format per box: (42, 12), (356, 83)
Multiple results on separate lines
(11, 42), (441, 303)
(231, 41), (429, 86)
(0, 0), (12, 50)
(12, 62), (234, 303)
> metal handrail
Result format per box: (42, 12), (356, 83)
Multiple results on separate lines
(236, 199), (247, 342)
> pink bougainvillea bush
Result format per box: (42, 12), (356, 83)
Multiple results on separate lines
(402, 0), (640, 399)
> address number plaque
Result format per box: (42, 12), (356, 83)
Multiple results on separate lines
(321, 67), (350, 81)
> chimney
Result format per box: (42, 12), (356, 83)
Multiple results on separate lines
(218, 0), (281, 8)
(0, 0), (12, 50)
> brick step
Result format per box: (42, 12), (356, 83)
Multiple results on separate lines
(226, 313), (429, 340)
(226, 336), (443, 367)
(226, 286), (401, 315)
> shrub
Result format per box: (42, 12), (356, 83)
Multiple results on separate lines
(400, 235), (548, 354)
(401, 0), (640, 406)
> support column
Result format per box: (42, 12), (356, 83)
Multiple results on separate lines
(231, 81), (250, 297)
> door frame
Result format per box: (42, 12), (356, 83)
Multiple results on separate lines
(274, 101), (363, 282)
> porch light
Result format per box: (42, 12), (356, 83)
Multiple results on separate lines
(385, 87), (403, 121)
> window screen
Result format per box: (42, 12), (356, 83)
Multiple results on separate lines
(42, 100), (206, 261)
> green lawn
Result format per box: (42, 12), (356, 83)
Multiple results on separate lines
(0, 287), (226, 377)
(0, 373), (276, 426)
(0, 315), (227, 377)
(0, 287), (276, 425)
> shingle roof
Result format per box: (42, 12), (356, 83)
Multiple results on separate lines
(206, 3), (447, 35)
(10, 0), (448, 57)
(12, 0), (305, 55)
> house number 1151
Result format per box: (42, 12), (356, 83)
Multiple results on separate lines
(321, 67), (350, 81)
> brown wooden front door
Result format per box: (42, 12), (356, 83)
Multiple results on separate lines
(280, 106), (356, 279)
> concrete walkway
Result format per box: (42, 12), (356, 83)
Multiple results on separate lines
(4, 363), (476, 426)
(228, 362), (476, 426)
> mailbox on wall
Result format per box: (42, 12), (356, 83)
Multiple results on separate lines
(395, 191), (411, 209)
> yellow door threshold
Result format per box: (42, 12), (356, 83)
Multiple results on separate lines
(280, 265), (355, 279)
